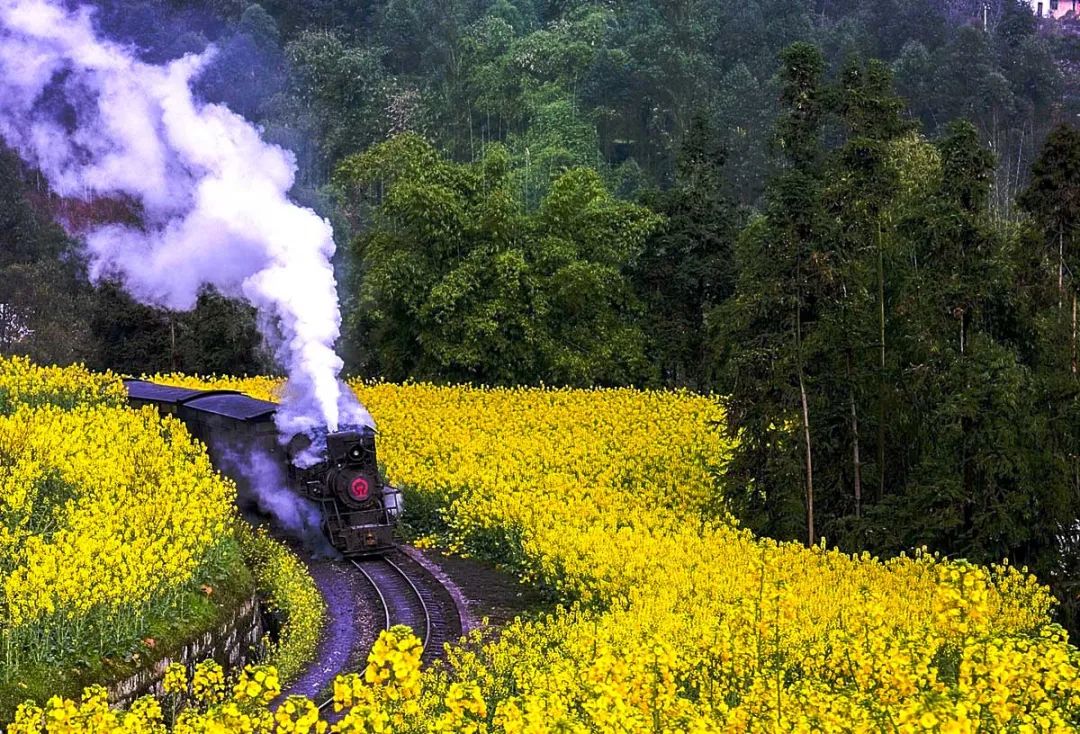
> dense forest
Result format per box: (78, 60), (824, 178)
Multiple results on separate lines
(3, 0), (1080, 622)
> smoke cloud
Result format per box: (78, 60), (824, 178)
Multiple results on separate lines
(220, 445), (339, 558)
(0, 0), (371, 436)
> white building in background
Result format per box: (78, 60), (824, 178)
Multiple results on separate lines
(1030, 0), (1078, 19)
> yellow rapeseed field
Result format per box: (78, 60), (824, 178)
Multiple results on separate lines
(7, 368), (1080, 732)
(0, 358), (234, 675)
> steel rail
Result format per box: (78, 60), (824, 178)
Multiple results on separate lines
(350, 559), (393, 633)
(316, 555), (432, 713)
(381, 556), (433, 655)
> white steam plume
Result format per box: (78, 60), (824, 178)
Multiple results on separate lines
(0, 0), (371, 436)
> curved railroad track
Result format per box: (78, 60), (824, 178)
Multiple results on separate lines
(316, 550), (463, 713)
(353, 551), (462, 665)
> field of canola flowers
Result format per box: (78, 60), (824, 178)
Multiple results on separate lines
(63, 372), (1067, 734)
(7, 367), (1080, 732)
(0, 358), (235, 681)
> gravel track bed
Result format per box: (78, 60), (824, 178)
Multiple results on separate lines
(408, 549), (552, 628)
(280, 555), (378, 702)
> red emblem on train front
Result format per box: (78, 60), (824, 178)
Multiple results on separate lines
(349, 476), (370, 501)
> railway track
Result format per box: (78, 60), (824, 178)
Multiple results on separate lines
(316, 551), (462, 713)
(355, 551), (462, 664)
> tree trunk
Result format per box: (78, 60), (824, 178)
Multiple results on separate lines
(796, 304), (815, 546)
(170, 318), (177, 372)
(877, 220), (886, 502)
(849, 355), (863, 519)
(960, 310), (965, 355)
(799, 368), (815, 546)
(1073, 292), (1077, 375)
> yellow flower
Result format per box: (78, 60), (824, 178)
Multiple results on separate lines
(14, 365), (1080, 732)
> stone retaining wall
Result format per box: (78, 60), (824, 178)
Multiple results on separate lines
(107, 595), (265, 708)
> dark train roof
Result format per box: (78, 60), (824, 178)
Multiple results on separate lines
(182, 393), (278, 421)
(124, 379), (209, 404)
(124, 379), (278, 422)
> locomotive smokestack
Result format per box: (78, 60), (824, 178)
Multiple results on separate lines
(0, 0), (371, 439)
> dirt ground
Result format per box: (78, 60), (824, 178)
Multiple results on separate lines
(413, 549), (552, 629)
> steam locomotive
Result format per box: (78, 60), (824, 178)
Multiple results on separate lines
(124, 379), (401, 556)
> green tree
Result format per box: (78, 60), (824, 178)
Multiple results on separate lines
(508, 84), (603, 208)
(637, 112), (740, 388)
(1019, 123), (1080, 321)
(1018, 123), (1080, 625)
(88, 283), (174, 375)
(175, 291), (267, 376)
(196, 3), (285, 121)
(716, 43), (828, 544)
(89, 284), (266, 377)
(713, 63), (776, 206)
(819, 58), (911, 532)
(0, 151), (96, 366)
(335, 134), (660, 385)
(868, 121), (1070, 576)
(270, 31), (391, 182)
(714, 48), (1065, 564)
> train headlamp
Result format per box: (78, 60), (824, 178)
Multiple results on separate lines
(327, 429), (374, 467)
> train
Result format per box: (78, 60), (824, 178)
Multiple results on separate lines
(124, 379), (401, 556)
